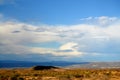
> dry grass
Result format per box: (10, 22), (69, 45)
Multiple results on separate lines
(0, 68), (120, 80)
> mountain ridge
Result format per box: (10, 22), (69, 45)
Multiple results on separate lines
(0, 60), (120, 69)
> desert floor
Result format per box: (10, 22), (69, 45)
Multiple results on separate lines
(0, 68), (120, 80)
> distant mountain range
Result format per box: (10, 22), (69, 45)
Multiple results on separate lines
(0, 60), (120, 69)
(67, 62), (120, 69)
(0, 60), (88, 68)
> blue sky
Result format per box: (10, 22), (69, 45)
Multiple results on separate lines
(1, 0), (120, 24)
(0, 0), (120, 62)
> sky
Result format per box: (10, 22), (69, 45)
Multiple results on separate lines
(0, 0), (120, 62)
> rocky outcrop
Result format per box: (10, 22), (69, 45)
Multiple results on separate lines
(32, 66), (59, 70)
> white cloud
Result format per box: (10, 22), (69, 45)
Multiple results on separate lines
(0, 16), (120, 59)
(30, 47), (55, 55)
(60, 42), (78, 50)
(0, 44), (30, 54)
(80, 16), (119, 26)
(31, 42), (83, 56)
(96, 16), (118, 25)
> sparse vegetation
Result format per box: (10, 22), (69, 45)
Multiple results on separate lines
(0, 67), (120, 80)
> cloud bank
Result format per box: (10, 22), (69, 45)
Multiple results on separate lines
(0, 16), (120, 61)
